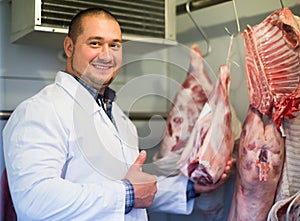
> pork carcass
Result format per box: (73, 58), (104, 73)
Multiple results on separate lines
(242, 8), (300, 130)
(178, 64), (234, 185)
(153, 44), (213, 176)
(228, 106), (285, 221)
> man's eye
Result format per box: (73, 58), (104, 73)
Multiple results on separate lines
(111, 43), (121, 50)
(90, 41), (100, 46)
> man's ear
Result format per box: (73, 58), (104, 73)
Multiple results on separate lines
(64, 36), (74, 58)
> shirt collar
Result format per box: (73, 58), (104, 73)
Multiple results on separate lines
(69, 73), (116, 102)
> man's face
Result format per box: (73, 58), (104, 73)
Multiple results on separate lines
(66, 15), (122, 92)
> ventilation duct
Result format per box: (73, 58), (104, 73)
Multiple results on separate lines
(11, 0), (176, 48)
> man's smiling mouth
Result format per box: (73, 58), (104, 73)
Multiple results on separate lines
(92, 64), (113, 70)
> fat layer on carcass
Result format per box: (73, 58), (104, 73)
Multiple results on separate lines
(178, 64), (234, 185)
(152, 45), (213, 176)
(228, 106), (284, 221)
(242, 8), (300, 130)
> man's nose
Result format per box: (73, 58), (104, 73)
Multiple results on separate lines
(98, 44), (111, 59)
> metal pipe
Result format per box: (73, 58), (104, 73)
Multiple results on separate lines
(0, 111), (12, 120)
(0, 110), (167, 121)
(127, 112), (167, 121)
(176, 0), (231, 15)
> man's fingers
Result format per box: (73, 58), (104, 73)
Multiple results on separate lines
(224, 165), (231, 173)
(132, 150), (147, 168)
(230, 157), (237, 165)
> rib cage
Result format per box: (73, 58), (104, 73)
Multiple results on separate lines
(242, 8), (300, 129)
(256, 21), (300, 97)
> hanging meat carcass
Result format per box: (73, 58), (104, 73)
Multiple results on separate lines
(153, 44), (213, 176)
(242, 8), (300, 130)
(178, 64), (234, 185)
(156, 44), (213, 156)
(228, 106), (285, 221)
(230, 8), (300, 220)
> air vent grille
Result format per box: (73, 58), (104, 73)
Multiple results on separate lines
(11, 0), (175, 48)
(41, 0), (166, 38)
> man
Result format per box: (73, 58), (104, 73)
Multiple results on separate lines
(3, 8), (233, 220)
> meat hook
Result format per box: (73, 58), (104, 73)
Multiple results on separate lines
(280, 0), (285, 9)
(224, 0), (240, 37)
(225, 0), (241, 69)
(185, 0), (212, 57)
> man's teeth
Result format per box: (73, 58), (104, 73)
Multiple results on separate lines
(94, 65), (111, 69)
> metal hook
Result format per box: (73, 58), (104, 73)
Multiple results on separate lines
(224, 0), (240, 37)
(280, 0), (284, 9)
(185, 0), (212, 57)
(224, 0), (241, 69)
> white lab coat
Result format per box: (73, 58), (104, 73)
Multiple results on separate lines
(3, 71), (194, 221)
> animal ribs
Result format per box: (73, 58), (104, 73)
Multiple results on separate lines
(242, 8), (300, 129)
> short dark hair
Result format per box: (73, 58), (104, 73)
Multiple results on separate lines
(68, 8), (120, 43)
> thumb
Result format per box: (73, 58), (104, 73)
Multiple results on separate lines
(133, 150), (147, 168)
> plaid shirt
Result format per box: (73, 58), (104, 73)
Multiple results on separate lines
(187, 179), (200, 200)
(122, 179), (135, 214)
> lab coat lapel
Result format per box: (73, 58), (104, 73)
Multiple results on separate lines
(111, 105), (140, 164)
(55, 71), (100, 115)
(55, 72), (128, 179)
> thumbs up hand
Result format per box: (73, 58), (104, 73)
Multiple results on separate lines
(125, 150), (157, 208)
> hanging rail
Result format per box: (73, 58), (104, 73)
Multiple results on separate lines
(176, 0), (231, 16)
(0, 110), (167, 121)
(0, 111), (12, 120)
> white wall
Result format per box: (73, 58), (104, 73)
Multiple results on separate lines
(1, 0), (300, 220)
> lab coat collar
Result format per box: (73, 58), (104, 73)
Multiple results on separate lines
(55, 71), (122, 134)
(55, 71), (101, 116)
